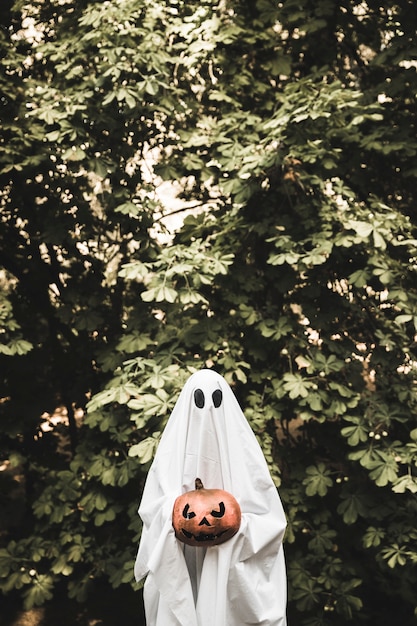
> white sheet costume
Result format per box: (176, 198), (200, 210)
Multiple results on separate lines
(134, 369), (287, 625)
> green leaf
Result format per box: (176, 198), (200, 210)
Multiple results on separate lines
(101, 467), (117, 486)
(141, 285), (178, 303)
(157, 286), (178, 303)
(257, 317), (292, 340)
(119, 261), (150, 280)
(394, 314), (412, 325)
(337, 491), (368, 524)
(270, 55), (292, 76)
(346, 220), (373, 238)
(291, 576), (322, 610)
(115, 202), (141, 216)
(128, 388), (170, 415)
(307, 526), (337, 556)
(268, 251), (300, 265)
(367, 454), (398, 487)
(23, 575), (54, 609)
(128, 435), (160, 464)
(0, 338), (33, 355)
(341, 423), (368, 446)
(51, 555), (74, 576)
(381, 543), (408, 568)
(305, 391), (323, 411)
(392, 475), (417, 493)
(0, 548), (12, 577)
(303, 463), (333, 496)
(117, 332), (152, 353)
(362, 526), (385, 548)
(94, 508), (116, 526)
(282, 373), (312, 399)
(349, 269), (369, 287)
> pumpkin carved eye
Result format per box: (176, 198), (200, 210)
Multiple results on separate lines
(212, 389), (223, 408)
(182, 504), (196, 519)
(194, 389), (205, 408)
(211, 501), (225, 518)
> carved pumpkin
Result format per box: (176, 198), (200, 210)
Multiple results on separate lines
(172, 478), (241, 547)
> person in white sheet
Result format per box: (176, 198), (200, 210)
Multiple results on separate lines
(134, 368), (287, 626)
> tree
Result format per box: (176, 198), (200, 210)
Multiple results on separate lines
(1, 0), (417, 624)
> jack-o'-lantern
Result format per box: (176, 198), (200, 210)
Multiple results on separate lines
(172, 478), (241, 547)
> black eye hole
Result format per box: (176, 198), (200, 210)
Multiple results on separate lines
(211, 501), (225, 518)
(182, 504), (196, 519)
(194, 389), (205, 408)
(212, 389), (223, 408)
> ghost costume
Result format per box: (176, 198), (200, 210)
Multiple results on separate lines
(134, 369), (287, 626)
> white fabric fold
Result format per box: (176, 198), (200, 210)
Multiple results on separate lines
(134, 369), (287, 625)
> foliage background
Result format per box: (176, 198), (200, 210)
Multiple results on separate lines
(1, 0), (417, 624)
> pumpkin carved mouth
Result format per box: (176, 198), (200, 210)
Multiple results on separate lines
(181, 528), (227, 542)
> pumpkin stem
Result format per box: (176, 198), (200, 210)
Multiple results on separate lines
(195, 477), (204, 490)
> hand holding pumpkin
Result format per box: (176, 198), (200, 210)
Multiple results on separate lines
(172, 478), (241, 547)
